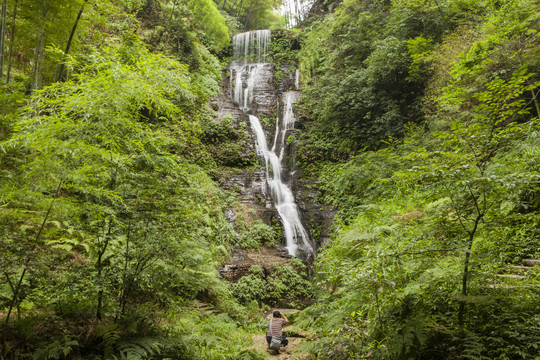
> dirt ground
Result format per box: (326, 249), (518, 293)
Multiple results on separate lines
(247, 309), (311, 359)
(250, 333), (307, 359)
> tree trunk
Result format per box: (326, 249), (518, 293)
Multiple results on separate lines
(31, 4), (48, 93)
(531, 88), (540, 119)
(432, 0), (448, 31)
(232, 0), (244, 18)
(244, 0), (259, 30)
(36, 27), (46, 89)
(167, 0), (179, 25)
(119, 221), (131, 317)
(96, 167), (120, 321)
(0, 0), (8, 78)
(96, 222), (112, 321)
(4, 179), (63, 325)
(457, 242), (472, 327)
(96, 242), (105, 321)
(31, 28), (39, 91)
(4, 268), (27, 325)
(6, 0), (19, 83)
(56, 0), (87, 82)
(457, 212), (482, 328)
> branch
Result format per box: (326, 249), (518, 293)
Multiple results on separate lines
(466, 182), (482, 217)
(444, 182), (472, 236)
(530, 88), (540, 118)
(4, 272), (15, 293)
(35, 179), (64, 243)
(481, 186), (487, 216)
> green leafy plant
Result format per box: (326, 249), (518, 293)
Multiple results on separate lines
(237, 221), (278, 249)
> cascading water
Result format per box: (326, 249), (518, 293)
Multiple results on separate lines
(229, 31), (315, 259)
(232, 30), (271, 64)
(230, 30), (272, 112)
(280, 0), (315, 28)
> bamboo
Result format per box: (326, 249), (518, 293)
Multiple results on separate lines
(56, 0), (88, 82)
(0, 0), (7, 78)
(6, 0), (19, 83)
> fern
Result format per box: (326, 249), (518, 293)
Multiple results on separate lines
(113, 337), (163, 360)
(32, 331), (79, 360)
(236, 349), (268, 360)
(452, 331), (492, 360)
(98, 324), (120, 359)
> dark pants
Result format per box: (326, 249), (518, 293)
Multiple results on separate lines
(266, 334), (288, 347)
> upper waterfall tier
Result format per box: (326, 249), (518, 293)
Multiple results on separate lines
(280, 0), (314, 28)
(232, 30), (271, 64)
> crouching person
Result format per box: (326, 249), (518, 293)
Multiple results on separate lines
(266, 310), (289, 353)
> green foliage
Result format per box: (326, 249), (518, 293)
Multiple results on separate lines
(0, 82), (27, 140)
(3, 0), (142, 91)
(406, 35), (434, 83)
(297, 0), (539, 162)
(297, 1), (428, 160)
(286, 135), (296, 146)
(295, 2), (540, 358)
(0, 304), (256, 359)
(139, 0), (229, 56)
(258, 113), (274, 128)
(3, 0), (540, 359)
(186, 0), (230, 50)
(231, 266), (268, 305)
(231, 259), (316, 308)
(32, 330), (79, 360)
(270, 30), (300, 66)
(201, 114), (257, 167)
(265, 259), (315, 308)
(0, 31), (250, 359)
(216, 0), (284, 31)
(162, 309), (254, 360)
(237, 221), (278, 249)
(236, 349), (269, 360)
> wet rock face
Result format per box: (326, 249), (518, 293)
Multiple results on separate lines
(219, 251), (255, 282)
(219, 248), (291, 282)
(294, 176), (336, 248)
(212, 70), (280, 231)
(277, 65), (298, 93)
(220, 167), (277, 225)
(214, 92), (249, 125)
(215, 70), (250, 123)
(250, 64), (277, 115)
(229, 63), (277, 116)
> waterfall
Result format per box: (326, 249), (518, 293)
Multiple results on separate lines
(249, 112), (314, 257)
(230, 30), (272, 111)
(229, 30), (315, 258)
(232, 30), (271, 64)
(280, 0), (315, 28)
(272, 92), (299, 161)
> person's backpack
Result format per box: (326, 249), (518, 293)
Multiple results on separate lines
(268, 319), (281, 351)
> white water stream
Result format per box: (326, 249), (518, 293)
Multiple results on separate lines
(230, 30), (271, 111)
(232, 30), (271, 64)
(280, 0), (315, 28)
(229, 31), (314, 258)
